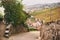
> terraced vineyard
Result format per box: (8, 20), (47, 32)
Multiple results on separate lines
(31, 7), (60, 23)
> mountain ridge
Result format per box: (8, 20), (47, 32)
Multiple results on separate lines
(24, 2), (60, 12)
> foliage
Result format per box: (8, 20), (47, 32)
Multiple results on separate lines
(2, 0), (28, 26)
(0, 13), (3, 21)
(29, 28), (37, 31)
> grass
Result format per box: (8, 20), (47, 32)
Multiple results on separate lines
(29, 27), (37, 31)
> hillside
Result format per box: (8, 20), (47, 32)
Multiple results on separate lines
(24, 3), (60, 13)
(24, 3), (60, 23)
(31, 7), (60, 23)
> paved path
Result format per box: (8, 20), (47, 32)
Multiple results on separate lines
(9, 31), (40, 40)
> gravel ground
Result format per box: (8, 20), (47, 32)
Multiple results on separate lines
(8, 31), (40, 40)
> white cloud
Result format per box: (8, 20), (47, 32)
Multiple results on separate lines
(22, 0), (60, 5)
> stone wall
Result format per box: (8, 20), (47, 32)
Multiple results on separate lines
(10, 24), (29, 35)
(40, 23), (60, 40)
(0, 21), (6, 40)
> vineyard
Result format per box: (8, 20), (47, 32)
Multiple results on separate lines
(31, 7), (60, 23)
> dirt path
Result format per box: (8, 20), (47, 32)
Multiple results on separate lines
(9, 31), (40, 40)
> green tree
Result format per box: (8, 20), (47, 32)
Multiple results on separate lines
(0, 13), (3, 21)
(2, 0), (28, 26)
(1, 0), (30, 33)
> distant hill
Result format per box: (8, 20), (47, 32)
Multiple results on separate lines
(29, 7), (60, 23)
(24, 3), (60, 23)
(24, 3), (60, 13)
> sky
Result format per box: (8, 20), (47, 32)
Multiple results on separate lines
(0, 0), (60, 15)
(22, 0), (60, 6)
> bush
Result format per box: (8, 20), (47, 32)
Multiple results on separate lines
(0, 13), (3, 21)
(29, 28), (37, 31)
